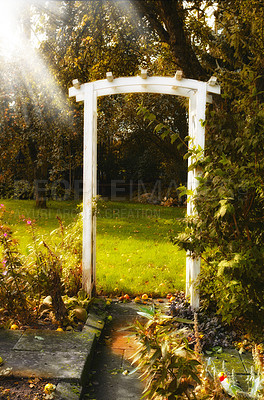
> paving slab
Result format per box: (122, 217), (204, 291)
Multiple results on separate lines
(205, 349), (254, 392)
(84, 312), (105, 331)
(0, 349), (87, 381)
(206, 349), (247, 374)
(56, 382), (81, 400)
(13, 330), (94, 352)
(240, 351), (254, 374)
(0, 330), (23, 350)
(0, 311), (106, 389)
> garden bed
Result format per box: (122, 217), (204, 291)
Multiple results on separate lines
(0, 377), (59, 400)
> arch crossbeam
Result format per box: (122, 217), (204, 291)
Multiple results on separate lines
(69, 72), (220, 308)
(69, 75), (219, 101)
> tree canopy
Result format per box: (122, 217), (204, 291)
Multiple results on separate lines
(0, 0), (192, 201)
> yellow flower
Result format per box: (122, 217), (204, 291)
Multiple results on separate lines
(44, 383), (56, 394)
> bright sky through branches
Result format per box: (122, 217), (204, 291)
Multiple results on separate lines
(0, 0), (72, 126)
(0, 0), (23, 57)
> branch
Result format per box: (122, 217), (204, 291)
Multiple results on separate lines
(133, 0), (170, 43)
(133, 0), (206, 79)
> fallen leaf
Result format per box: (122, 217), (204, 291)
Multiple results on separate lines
(34, 336), (44, 341)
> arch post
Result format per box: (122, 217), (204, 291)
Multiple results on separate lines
(185, 83), (207, 309)
(82, 83), (97, 296)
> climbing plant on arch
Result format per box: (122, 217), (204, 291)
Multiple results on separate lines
(69, 70), (220, 308)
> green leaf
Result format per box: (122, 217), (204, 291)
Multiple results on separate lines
(154, 123), (164, 133)
(128, 366), (140, 375)
(172, 317), (194, 324)
(150, 348), (161, 365)
(212, 346), (223, 354)
(148, 113), (156, 122)
(137, 311), (154, 320)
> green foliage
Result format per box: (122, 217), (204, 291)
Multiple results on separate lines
(0, 202), (84, 324)
(56, 213), (83, 296)
(175, 2), (264, 332)
(137, 102), (188, 148)
(131, 308), (201, 400)
(0, 53), (77, 203)
(0, 206), (30, 323)
(39, 239), (68, 322)
(0, 1), (191, 198)
(26, 214), (83, 305)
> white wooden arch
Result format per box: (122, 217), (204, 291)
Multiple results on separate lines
(69, 70), (220, 308)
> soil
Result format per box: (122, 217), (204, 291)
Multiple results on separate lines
(0, 308), (59, 331)
(167, 291), (243, 351)
(0, 378), (59, 400)
(0, 310), (84, 332)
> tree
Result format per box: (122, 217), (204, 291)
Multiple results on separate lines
(104, 93), (188, 184)
(133, 0), (208, 79)
(0, 51), (78, 205)
(1, 1), (198, 201)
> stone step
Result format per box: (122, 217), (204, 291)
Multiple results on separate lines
(0, 308), (106, 399)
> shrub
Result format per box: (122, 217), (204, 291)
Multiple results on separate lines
(131, 306), (201, 400)
(176, 87), (264, 332)
(0, 205), (31, 323)
(170, 1), (264, 334)
(0, 204), (85, 325)
(59, 213), (83, 296)
(175, 42), (264, 333)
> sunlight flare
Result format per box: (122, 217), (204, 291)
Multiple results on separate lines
(0, 0), (23, 56)
(0, 0), (72, 124)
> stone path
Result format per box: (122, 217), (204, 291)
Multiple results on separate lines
(81, 301), (144, 400)
(0, 329), (94, 381)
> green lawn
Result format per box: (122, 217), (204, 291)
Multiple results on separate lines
(0, 199), (80, 254)
(96, 202), (186, 296)
(0, 199), (186, 296)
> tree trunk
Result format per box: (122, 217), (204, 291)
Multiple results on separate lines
(35, 164), (47, 209)
(157, 0), (207, 79)
(134, 0), (207, 80)
(27, 138), (48, 209)
(35, 196), (47, 209)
